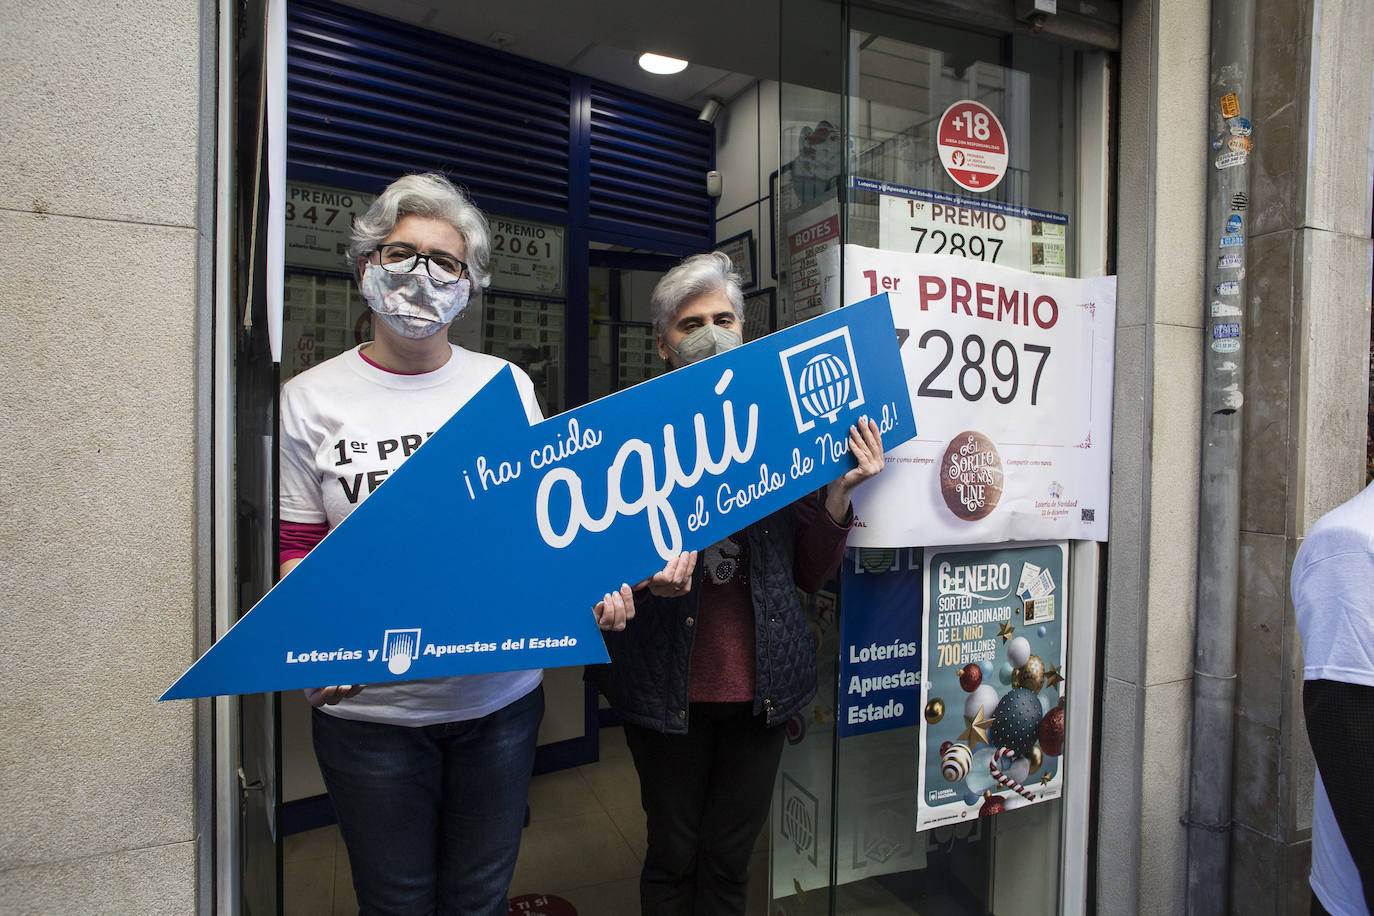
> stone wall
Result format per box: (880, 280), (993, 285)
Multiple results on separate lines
(0, 0), (212, 911)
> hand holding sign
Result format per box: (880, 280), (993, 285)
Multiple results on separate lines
(639, 551), (700, 599)
(593, 584), (637, 632)
(304, 685), (365, 707)
(824, 415), (886, 521)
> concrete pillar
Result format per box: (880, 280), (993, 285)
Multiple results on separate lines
(0, 0), (213, 911)
(1099, 0), (1211, 911)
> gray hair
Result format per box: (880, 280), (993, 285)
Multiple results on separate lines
(650, 251), (745, 339)
(346, 172), (492, 288)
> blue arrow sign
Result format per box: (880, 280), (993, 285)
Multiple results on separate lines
(162, 293), (916, 700)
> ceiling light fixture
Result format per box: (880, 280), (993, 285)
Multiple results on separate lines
(638, 52), (688, 75)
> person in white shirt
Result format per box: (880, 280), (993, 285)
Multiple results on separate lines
(1293, 481), (1374, 916)
(278, 172), (633, 915)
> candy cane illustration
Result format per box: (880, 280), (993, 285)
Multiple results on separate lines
(989, 747), (1037, 801)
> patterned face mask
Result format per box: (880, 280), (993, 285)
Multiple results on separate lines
(668, 324), (742, 365)
(359, 263), (471, 339)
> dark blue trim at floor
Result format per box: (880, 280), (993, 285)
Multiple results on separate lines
(531, 733), (597, 776)
(281, 793), (337, 836)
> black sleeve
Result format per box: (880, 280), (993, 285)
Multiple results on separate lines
(1304, 679), (1374, 912)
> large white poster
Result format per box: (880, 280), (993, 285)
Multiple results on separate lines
(821, 245), (1116, 546)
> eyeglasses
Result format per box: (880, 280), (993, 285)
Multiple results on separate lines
(370, 243), (469, 284)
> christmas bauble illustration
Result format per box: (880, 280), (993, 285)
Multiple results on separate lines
(990, 687), (1044, 759)
(942, 742), (973, 782)
(1040, 704), (1066, 756)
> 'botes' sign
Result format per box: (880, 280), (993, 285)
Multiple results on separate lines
(162, 293), (916, 699)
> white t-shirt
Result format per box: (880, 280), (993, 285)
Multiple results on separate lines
(1292, 483), (1374, 916)
(280, 343), (544, 727)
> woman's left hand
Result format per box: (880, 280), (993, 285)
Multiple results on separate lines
(594, 584), (636, 632)
(825, 416), (885, 523)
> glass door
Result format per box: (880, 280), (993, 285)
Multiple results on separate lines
(773, 4), (1108, 914)
(587, 250), (680, 402)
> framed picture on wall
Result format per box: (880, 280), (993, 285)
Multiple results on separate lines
(743, 287), (776, 340)
(717, 230), (757, 291)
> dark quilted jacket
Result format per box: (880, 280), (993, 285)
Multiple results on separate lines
(589, 494), (846, 734)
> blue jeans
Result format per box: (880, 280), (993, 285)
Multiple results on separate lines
(311, 684), (544, 916)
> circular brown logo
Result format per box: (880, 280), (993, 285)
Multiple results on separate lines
(940, 431), (1004, 520)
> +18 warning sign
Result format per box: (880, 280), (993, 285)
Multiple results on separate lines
(936, 100), (1009, 194)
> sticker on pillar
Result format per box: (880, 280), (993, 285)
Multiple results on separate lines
(1211, 338), (1241, 353)
(1228, 117), (1252, 137)
(1212, 323), (1241, 340)
(1220, 93), (1240, 118)
(1228, 136), (1251, 154)
(1230, 193), (1248, 211)
(1215, 150), (1248, 169)
(1218, 253), (1243, 270)
(935, 100), (1009, 193)
(1225, 215), (1243, 234)
(1211, 301), (1242, 318)
(1216, 281), (1240, 296)
(1220, 234), (1245, 248)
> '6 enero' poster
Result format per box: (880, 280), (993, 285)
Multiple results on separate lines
(821, 245), (1115, 547)
(916, 542), (1067, 830)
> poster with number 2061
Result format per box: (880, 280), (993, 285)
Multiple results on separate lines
(820, 245), (1116, 547)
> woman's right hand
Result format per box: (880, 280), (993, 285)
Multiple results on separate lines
(304, 685), (365, 707)
(636, 551), (699, 598)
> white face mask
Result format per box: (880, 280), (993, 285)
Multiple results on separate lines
(359, 263), (471, 339)
(668, 324), (743, 365)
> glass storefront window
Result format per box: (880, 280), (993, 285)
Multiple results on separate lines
(282, 272), (370, 379)
(484, 294), (566, 417)
(774, 5), (1093, 914)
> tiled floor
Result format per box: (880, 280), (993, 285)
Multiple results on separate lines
(283, 724), (770, 915)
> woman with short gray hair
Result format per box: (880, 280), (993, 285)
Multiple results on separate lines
(346, 172), (493, 290)
(279, 171), (633, 915)
(590, 251), (886, 915)
(649, 250), (745, 340)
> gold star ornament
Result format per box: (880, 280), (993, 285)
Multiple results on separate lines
(1044, 663), (1065, 690)
(958, 706), (995, 746)
(997, 621), (1015, 643)
(1040, 772), (1053, 786)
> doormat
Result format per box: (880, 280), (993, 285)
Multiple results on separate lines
(508, 893), (576, 915)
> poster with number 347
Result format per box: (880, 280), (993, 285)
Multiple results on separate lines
(820, 245), (1116, 547)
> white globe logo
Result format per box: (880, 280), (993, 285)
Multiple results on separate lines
(798, 353), (852, 423)
(783, 796), (814, 854)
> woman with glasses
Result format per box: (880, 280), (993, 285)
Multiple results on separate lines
(277, 172), (634, 915)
